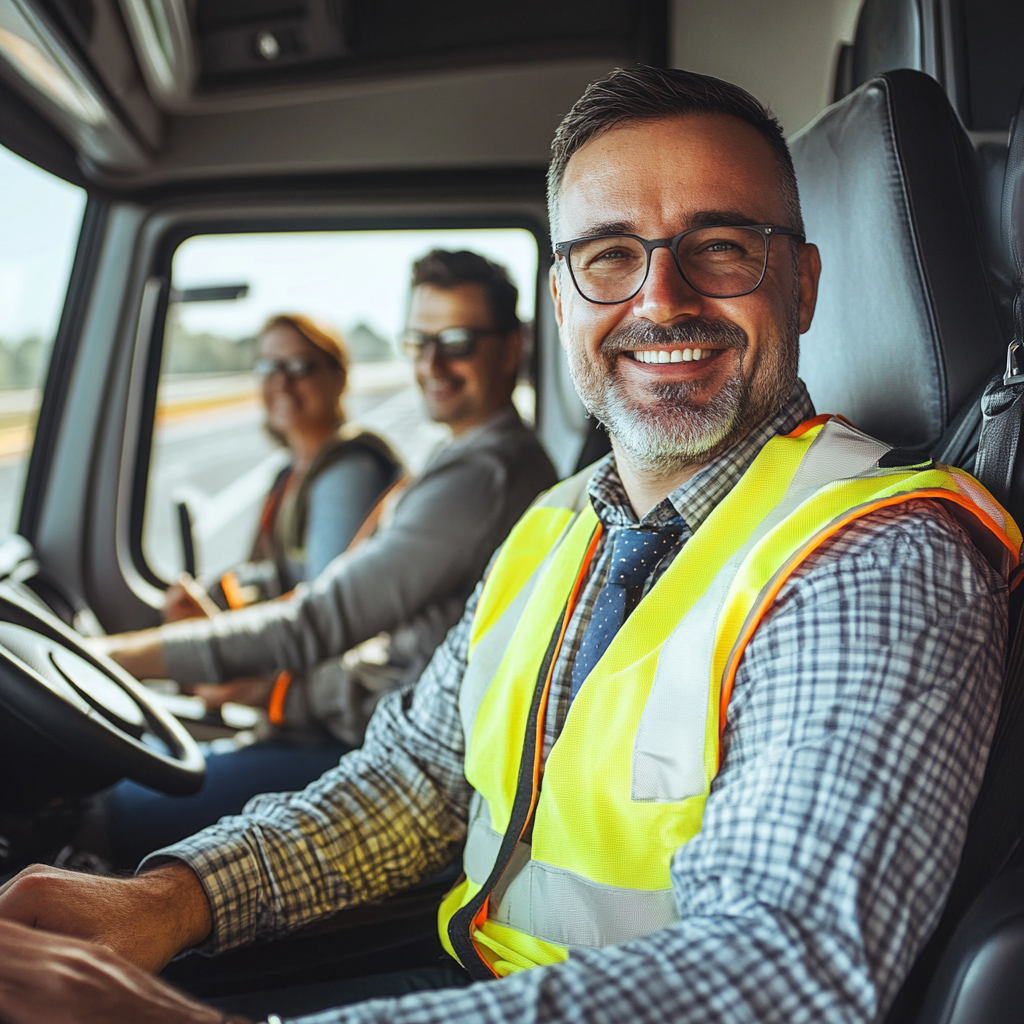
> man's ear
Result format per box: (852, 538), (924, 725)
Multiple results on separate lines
(502, 329), (524, 376)
(550, 262), (565, 335)
(797, 242), (822, 335)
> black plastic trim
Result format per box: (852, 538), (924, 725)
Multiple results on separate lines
(18, 197), (109, 541)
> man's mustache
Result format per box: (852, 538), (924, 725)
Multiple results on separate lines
(601, 317), (748, 356)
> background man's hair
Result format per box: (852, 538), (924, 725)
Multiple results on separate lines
(547, 65), (803, 237)
(412, 249), (520, 334)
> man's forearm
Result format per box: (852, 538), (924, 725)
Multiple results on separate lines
(0, 862), (212, 973)
(91, 629), (168, 681)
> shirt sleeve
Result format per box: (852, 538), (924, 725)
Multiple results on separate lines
(161, 450), (510, 684)
(142, 584), (482, 954)
(303, 452), (393, 579)
(283, 501), (1008, 1024)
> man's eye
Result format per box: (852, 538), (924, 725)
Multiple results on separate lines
(583, 247), (640, 269)
(697, 239), (740, 254)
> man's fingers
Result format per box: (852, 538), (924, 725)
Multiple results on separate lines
(0, 920), (224, 1024)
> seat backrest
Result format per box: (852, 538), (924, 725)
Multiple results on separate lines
(788, 70), (1005, 451)
(897, 85), (1024, 1024)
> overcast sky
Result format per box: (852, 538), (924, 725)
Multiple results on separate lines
(171, 228), (540, 345)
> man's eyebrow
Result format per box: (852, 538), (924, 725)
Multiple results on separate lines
(686, 210), (758, 228)
(564, 211), (764, 240)
(563, 220), (634, 239)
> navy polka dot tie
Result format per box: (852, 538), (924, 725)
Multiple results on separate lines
(570, 522), (686, 704)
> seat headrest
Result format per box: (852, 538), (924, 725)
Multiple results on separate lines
(789, 70), (1004, 450)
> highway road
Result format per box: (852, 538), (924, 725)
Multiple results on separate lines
(145, 370), (448, 582)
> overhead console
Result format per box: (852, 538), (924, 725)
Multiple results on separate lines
(0, 0), (667, 180)
(148, 0), (666, 97)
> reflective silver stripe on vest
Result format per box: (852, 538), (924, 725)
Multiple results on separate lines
(459, 466), (599, 742)
(465, 799), (679, 948)
(631, 419), (891, 801)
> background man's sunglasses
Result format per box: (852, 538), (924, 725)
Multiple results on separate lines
(402, 327), (496, 360)
(253, 356), (323, 380)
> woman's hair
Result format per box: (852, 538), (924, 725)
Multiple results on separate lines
(260, 313), (350, 387)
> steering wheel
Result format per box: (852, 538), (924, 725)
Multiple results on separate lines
(0, 584), (205, 796)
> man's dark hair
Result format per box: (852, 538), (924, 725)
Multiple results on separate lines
(547, 65), (803, 236)
(411, 249), (520, 334)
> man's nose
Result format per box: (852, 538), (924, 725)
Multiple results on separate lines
(416, 341), (447, 373)
(630, 246), (704, 324)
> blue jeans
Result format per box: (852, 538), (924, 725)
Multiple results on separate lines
(104, 739), (350, 869)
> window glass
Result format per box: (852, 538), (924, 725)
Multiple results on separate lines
(143, 227), (539, 584)
(0, 145), (85, 534)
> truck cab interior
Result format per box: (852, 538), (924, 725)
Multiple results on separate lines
(3, 1), (1024, 1021)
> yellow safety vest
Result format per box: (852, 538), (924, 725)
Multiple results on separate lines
(438, 415), (1021, 980)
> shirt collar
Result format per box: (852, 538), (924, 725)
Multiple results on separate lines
(588, 379), (816, 531)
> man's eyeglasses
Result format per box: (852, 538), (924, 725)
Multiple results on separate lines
(553, 224), (805, 305)
(402, 327), (496, 361)
(253, 357), (323, 380)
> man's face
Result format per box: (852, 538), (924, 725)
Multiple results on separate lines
(408, 283), (521, 435)
(551, 113), (820, 476)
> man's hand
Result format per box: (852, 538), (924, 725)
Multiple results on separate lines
(0, 863), (213, 973)
(163, 574), (221, 623)
(0, 920), (238, 1024)
(88, 628), (169, 681)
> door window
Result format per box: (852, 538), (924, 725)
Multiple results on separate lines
(143, 227), (539, 584)
(0, 144), (85, 534)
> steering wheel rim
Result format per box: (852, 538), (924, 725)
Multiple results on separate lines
(0, 586), (205, 795)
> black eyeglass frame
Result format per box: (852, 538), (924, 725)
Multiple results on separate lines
(552, 224), (806, 305)
(253, 356), (327, 380)
(401, 327), (501, 361)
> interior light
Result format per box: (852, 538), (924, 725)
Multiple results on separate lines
(0, 4), (106, 125)
(117, 0), (195, 104)
(0, 0), (149, 169)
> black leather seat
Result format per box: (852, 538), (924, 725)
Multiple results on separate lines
(790, 68), (1024, 1023)
(789, 70), (1005, 457)
(887, 86), (1024, 1024)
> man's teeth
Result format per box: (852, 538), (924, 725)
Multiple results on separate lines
(629, 348), (709, 364)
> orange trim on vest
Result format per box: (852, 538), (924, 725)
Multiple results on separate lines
(219, 571), (247, 611)
(716, 488), (1021, 753)
(786, 413), (855, 438)
(267, 671), (293, 726)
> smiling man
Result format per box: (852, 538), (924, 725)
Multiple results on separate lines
(0, 67), (1018, 1024)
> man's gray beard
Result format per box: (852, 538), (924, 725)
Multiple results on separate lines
(598, 371), (748, 474)
(567, 315), (798, 476)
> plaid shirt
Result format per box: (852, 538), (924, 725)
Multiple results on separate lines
(154, 381), (1009, 1024)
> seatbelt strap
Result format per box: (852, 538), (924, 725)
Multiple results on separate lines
(973, 368), (1024, 512)
(976, 94), (1024, 515)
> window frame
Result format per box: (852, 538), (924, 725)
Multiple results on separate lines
(13, 191), (101, 543)
(127, 211), (548, 592)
